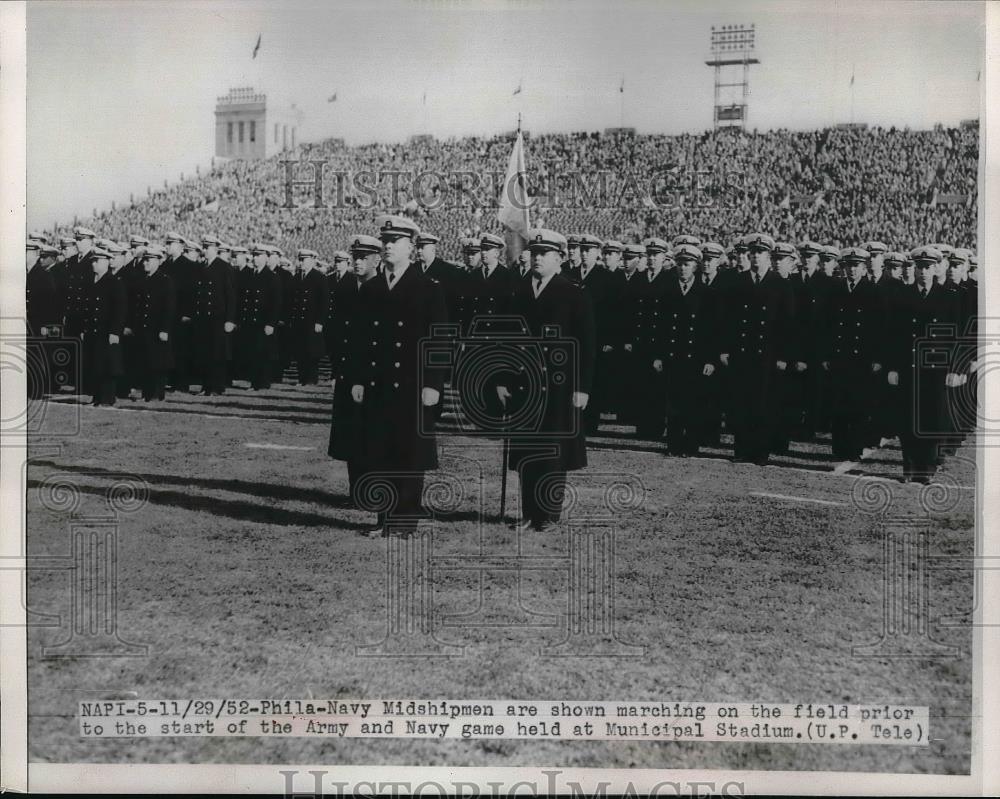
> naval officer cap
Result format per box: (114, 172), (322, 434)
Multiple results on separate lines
(201, 233), (222, 247)
(59, 236), (76, 248)
(90, 246), (112, 261)
(480, 232), (505, 250)
(819, 244), (840, 260)
(863, 241), (888, 255)
(333, 250), (350, 263)
(526, 229), (568, 254)
(970, 254), (979, 267)
(279, 256), (292, 267)
(931, 243), (954, 257)
(838, 246), (870, 264)
(73, 226), (97, 240)
(745, 233), (775, 252)
(566, 234), (581, 248)
(99, 239), (126, 254)
(143, 244), (166, 260)
(623, 243), (647, 259)
(578, 233), (603, 250)
(949, 248), (972, 265)
(773, 241), (797, 259)
(28, 231), (49, 244)
(375, 214), (419, 241)
(349, 235), (382, 255)
(673, 243), (703, 263)
(26, 240), (41, 251)
(461, 237), (482, 253)
(183, 238), (202, 253)
(798, 240), (822, 255)
(230, 244), (247, 255)
(672, 234), (702, 248)
(129, 234), (150, 247)
(883, 251), (908, 267)
(163, 231), (185, 244)
(217, 242), (232, 254)
(249, 242), (268, 255)
(297, 248), (319, 260)
(701, 241), (725, 259)
(602, 240), (624, 254)
(415, 232), (440, 247)
(644, 237), (669, 253)
(910, 245), (942, 264)
(41, 244), (60, 257)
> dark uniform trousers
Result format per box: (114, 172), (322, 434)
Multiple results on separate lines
(723, 270), (796, 464)
(275, 268), (296, 382)
(290, 268), (330, 385)
(59, 253), (93, 394)
(133, 269), (176, 400)
(613, 272), (649, 428)
(866, 273), (901, 445)
(453, 265), (516, 427)
(26, 264), (62, 398)
(655, 277), (715, 456)
(82, 272), (127, 405)
(697, 272), (728, 446)
(822, 279), (884, 460)
(349, 266), (448, 532)
(633, 270), (671, 438)
(567, 265), (614, 434)
(504, 274), (595, 528)
(115, 260), (144, 398)
(237, 267), (282, 389)
(944, 280), (978, 451)
(887, 283), (961, 480)
(781, 272), (830, 444)
(190, 258), (237, 394)
(164, 255), (198, 392)
(327, 275), (366, 503)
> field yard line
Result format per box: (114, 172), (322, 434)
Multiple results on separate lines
(831, 460), (859, 475)
(244, 442), (315, 451)
(750, 492), (845, 507)
(46, 401), (293, 424)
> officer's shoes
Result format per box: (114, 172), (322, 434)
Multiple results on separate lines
(532, 520), (558, 533)
(509, 518), (533, 532)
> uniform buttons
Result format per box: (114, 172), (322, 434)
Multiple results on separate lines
(397, 321), (403, 327)
(394, 362), (400, 368)
(370, 381), (375, 386)
(393, 382), (399, 388)
(371, 361), (376, 366)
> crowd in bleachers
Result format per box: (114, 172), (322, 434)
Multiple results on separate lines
(43, 124), (977, 263)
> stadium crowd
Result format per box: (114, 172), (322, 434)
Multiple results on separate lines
(40, 124), (977, 261)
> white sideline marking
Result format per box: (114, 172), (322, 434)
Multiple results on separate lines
(831, 460), (859, 476)
(750, 492), (845, 507)
(244, 442), (315, 451)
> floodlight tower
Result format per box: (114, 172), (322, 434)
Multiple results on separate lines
(706, 24), (759, 130)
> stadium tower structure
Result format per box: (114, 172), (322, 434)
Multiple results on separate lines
(705, 24), (759, 131)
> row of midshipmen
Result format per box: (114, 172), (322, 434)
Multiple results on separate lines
(25, 226), (977, 486)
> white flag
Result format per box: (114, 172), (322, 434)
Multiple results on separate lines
(498, 131), (530, 266)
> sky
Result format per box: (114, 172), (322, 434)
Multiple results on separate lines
(26, 0), (985, 230)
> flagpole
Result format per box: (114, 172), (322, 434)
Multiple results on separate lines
(850, 63), (855, 125)
(619, 75), (624, 127)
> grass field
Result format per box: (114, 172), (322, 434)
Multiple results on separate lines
(24, 378), (975, 773)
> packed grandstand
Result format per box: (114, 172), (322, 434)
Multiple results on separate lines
(43, 123), (978, 258)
